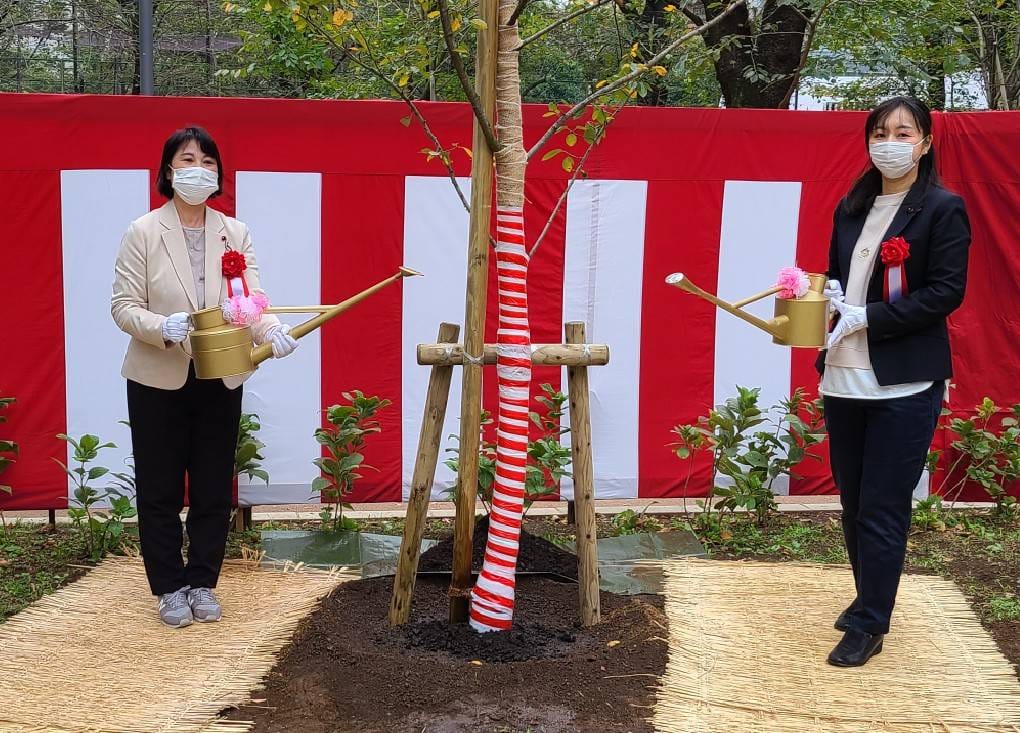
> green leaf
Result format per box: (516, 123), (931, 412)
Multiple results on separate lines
(311, 476), (331, 493)
(565, 133), (577, 147)
(541, 148), (561, 162)
(470, 18), (487, 30)
(562, 156), (575, 173)
(87, 467), (110, 480)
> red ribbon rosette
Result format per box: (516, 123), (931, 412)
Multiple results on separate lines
(221, 249), (247, 279)
(219, 246), (269, 325)
(880, 236), (910, 302)
(880, 236), (910, 266)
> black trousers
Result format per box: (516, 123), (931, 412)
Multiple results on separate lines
(823, 380), (942, 634)
(127, 363), (242, 596)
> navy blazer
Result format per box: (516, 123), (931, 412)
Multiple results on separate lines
(815, 181), (971, 386)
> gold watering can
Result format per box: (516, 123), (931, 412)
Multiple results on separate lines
(665, 271), (828, 348)
(188, 266), (421, 379)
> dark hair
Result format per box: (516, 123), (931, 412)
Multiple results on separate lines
(156, 126), (224, 200)
(843, 96), (940, 216)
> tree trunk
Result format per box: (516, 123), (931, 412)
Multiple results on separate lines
(468, 0), (531, 633)
(631, 0), (671, 106)
(701, 0), (810, 108)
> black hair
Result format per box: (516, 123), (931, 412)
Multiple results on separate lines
(843, 96), (940, 216)
(155, 126), (224, 200)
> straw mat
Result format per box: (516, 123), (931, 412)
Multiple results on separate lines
(652, 558), (1020, 733)
(0, 556), (351, 733)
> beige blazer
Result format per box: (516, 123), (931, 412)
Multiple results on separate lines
(111, 200), (280, 391)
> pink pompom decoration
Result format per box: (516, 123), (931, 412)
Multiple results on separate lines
(221, 293), (270, 326)
(776, 266), (810, 299)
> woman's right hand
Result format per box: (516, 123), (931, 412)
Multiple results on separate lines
(824, 279), (844, 301)
(161, 312), (191, 343)
(824, 279), (844, 315)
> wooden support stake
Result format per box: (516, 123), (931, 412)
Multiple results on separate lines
(450, 0), (498, 624)
(390, 322), (461, 626)
(47, 508), (56, 530)
(232, 506), (252, 533)
(566, 321), (600, 626)
(418, 342), (609, 367)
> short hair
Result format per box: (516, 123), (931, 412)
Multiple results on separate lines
(155, 126), (224, 200)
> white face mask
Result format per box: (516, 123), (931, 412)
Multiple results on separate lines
(171, 166), (219, 205)
(869, 139), (925, 180)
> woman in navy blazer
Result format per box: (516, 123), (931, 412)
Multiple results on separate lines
(816, 97), (970, 667)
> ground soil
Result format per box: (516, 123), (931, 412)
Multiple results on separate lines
(232, 527), (665, 732)
(231, 574), (667, 733)
(417, 515), (578, 579)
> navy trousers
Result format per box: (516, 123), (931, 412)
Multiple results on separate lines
(823, 380), (942, 634)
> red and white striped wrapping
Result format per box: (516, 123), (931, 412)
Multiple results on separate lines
(469, 207), (531, 632)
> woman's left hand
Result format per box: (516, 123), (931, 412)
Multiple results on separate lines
(827, 299), (867, 349)
(267, 324), (299, 359)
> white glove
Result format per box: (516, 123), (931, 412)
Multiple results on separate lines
(161, 312), (191, 344)
(266, 324), (299, 359)
(827, 299), (867, 349)
(823, 279), (844, 302)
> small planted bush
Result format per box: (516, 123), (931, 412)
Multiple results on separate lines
(313, 391), (391, 532)
(55, 433), (137, 561)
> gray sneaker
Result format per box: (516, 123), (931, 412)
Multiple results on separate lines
(188, 587), (222, 622)
(157, 587), (193, 628)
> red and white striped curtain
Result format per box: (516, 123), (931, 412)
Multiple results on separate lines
(1, 94), (1018, 510)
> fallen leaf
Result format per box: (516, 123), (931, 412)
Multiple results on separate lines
(251, 698), (267, 704)
(607, 640), (621, 648)
(470, 660), (483, 666)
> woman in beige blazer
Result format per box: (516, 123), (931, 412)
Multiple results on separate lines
(111, 126), (298, 628)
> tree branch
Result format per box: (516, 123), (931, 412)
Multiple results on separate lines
(517, 0), (614, 50)
(527, 0), (746, 161)
(681, 7), (705, 25)
(507, 0), (532, 26)
(529, 97), (630, 257)
(302, 11), (472, 213)
(436, 0), (502, 152)
(777, 0), (832, 109)
(0, 18), (70, 35)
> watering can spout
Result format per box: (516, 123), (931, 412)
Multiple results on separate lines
(665, 271), (827, 348)
(189, 266), (422, 379)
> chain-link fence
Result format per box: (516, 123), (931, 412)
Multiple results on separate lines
(0, 0), (283, 96)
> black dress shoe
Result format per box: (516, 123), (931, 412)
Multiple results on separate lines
(827, 630), (884, 667)
(834, 609), (851, 631)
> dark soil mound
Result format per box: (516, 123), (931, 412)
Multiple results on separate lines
(229, 575), (667, 733)
(402, 618), (577, 663)
(417, 514), (579, 579)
